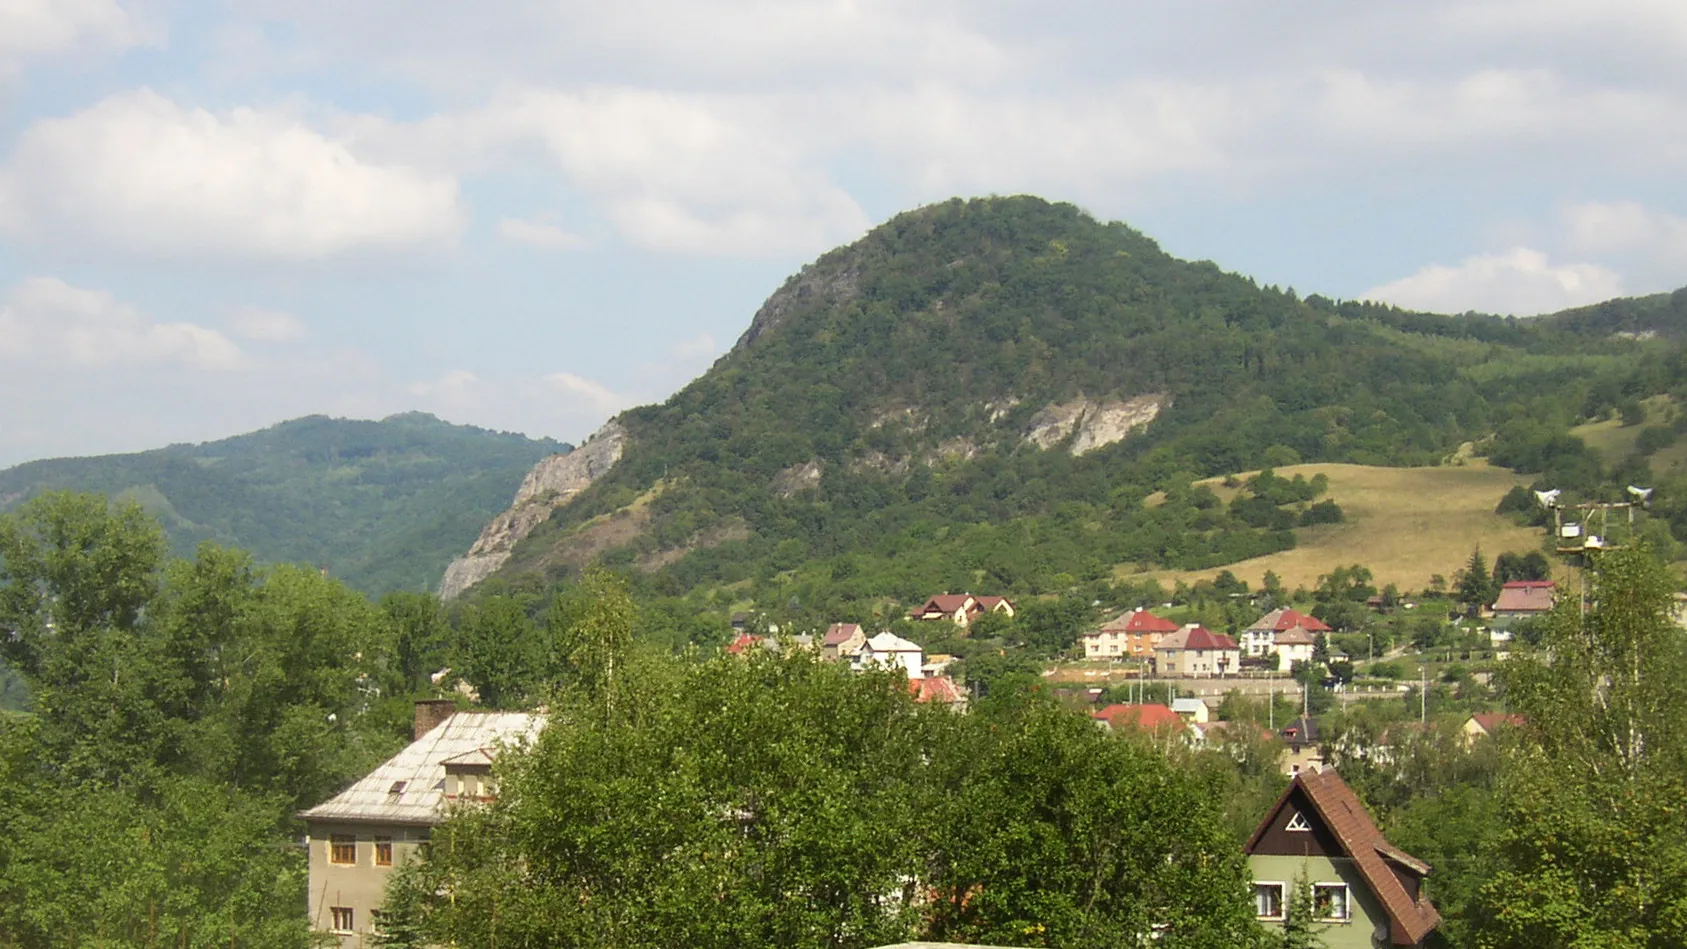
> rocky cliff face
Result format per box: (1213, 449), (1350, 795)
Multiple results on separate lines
(438, 420), (628, 599)
(1023, 394), (1167, 455)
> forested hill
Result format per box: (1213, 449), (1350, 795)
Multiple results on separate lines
(461, 196), (1686, 613)
(0, 413), (568, 594)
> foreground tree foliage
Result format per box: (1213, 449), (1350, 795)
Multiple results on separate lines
(0, 493), (412, 948)
(388, 656), (1263, 949)
(1470, 545), (1687, 948)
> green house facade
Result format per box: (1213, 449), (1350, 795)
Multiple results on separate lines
(1244, 769), (1439, 948)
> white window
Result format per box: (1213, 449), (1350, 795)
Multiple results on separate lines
(1314, 883), (1351, 921)
(1285, 811), (1312, 832)
(330, 906), (355, 933)
(1255, 882), (1285, 920)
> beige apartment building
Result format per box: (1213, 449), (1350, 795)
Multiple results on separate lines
(300, 700), (542, 947)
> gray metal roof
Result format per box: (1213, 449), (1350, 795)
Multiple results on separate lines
(300, 711), (542, 826)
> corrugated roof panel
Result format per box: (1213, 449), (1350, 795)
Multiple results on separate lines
(300, 711), (542, 825)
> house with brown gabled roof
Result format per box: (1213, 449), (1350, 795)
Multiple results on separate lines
(1083, 607), (1179, 659)
(1245, 769), (1440, 947)
(1490, 580), (1554, 624)
(822, 622), (867, 659)
(908, 593), (1015, 627)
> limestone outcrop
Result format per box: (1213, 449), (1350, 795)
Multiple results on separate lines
(1023, 394), (1167, 455)
(438, 420), (628, 599)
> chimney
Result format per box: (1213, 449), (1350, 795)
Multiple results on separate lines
(414, 699), (456, 741)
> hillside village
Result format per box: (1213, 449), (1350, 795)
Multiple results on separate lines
(305, 539), (1576, 947)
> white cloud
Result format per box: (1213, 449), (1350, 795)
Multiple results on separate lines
(0, 89), (466, 261)
(498, 217), (589, 251)
(501, 88), (870, 255)
(0, 0), (148, 68)
(0, 277), (242, 369)
(543, 371), (626, 415)
(228, 305), (309, 342)
(1362, 248), (1625, 316)
(1560, 200), (1687, 265)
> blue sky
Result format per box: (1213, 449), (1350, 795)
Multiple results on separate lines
(1, 0), (1684, 467)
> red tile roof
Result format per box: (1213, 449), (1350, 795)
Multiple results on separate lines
(975, 595), (1015, 612)
(725, 633), (764, 655)
(1248, 607), (1331, 633)
(1099, 607), (1181, 634)
(909, 676), (965, 705)
(1093, 703), (1183, 732)
(1246, 770), (1440, 945)
(1158, 625), (1238, 651)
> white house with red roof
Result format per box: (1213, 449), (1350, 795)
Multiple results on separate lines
(1083, 607), (1179, 659)
(1153, 624), (1241, 677)
(1243, 607), (1331, 659)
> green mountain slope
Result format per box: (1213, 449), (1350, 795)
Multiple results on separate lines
(463, 196), (1684, 615)
(0, 413), (568, 594)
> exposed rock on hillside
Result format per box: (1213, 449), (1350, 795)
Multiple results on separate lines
(771, 461), (824, 498)
(1023, 395), (1167, 455)
(733, 262), (860, 351)
(439, 420), (627, 598)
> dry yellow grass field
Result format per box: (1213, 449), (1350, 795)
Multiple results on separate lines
(1121, 461), (1545, 592)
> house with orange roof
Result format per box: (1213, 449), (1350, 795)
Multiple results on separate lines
(1091, 702), (1184, 735)
(1245, 769), (1440, 947)
(1083, 607), (1179, 659)
(909, 675), (968, 711)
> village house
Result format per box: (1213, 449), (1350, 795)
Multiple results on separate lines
(1245, 769), (1440, 947)
(853, 631), (925, 679)
(1280, 715), (1324, 776)
(907, 593), (1015, 627)
(909, 675), (968, 711)
(1091, 702), (1183, 735)
(1170, 696), (1211, 724)
(1083, 607), (1179, 659)
(1462, 712), (1526, 746)
(821, 622), (867, 660)
(1490, 580), (1554, 627)
(1242, 608), (1331, 658)
(300, 701), (541, 948)
(1152, 625), (1241, 677)
(1272, 626), (1318, 673)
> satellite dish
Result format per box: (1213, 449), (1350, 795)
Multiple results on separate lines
(1535, 489), (1562, 509)
(1627, 485), (1653, 504)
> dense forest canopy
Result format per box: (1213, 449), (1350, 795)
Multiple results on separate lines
(473, 197), (1687, 623)
(0, 412), (567, 594)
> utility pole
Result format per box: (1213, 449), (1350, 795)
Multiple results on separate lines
(1420, 665), (1427, 725)
(1268, 669), (1275, 730)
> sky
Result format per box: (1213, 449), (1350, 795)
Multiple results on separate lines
(0, 0), (1684, 467)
